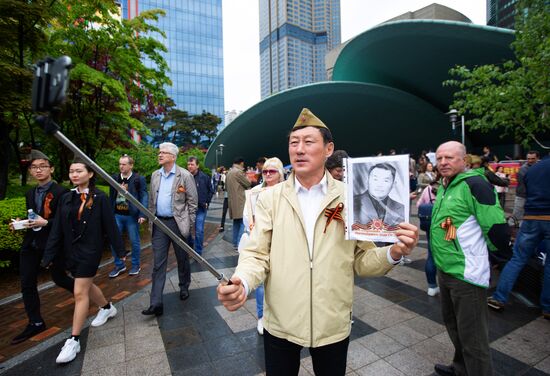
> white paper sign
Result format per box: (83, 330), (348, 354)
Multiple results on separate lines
(344, 155), (410, 242)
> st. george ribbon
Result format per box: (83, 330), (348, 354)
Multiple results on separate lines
(32, 56), (231, 285)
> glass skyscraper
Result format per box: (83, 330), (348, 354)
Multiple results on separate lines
(487, 0), (518, 29)
(122, 0), (224, 127)
(259, 0), (341, 98)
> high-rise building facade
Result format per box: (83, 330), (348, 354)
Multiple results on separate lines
(487, 0), (518, 29)
(259, 0), (341, 98)
(123, 0), (224, 127)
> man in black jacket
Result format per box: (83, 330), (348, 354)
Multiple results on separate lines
(10, 150), (74, 345)
(187, 156), (214, 256)
(108, 154), (148, 277)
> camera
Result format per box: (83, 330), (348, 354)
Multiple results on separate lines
(31, 56), (72, 112)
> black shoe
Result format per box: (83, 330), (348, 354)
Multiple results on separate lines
(434, 364), (456, 376)
(141, 306), (163, 316)
(11, 322), (46, 345)
(180, 289), (190, 301)
(219, 226), (224, 232)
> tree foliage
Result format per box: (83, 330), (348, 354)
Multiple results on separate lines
(0, 0), (63, 198)
(47, 0), (171, 168)
(148, 105), (221, 147)
(444, 0), (550, 146)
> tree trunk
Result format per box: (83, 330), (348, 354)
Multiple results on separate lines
(0, 117), (11, 199)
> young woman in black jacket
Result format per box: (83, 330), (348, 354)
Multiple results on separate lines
(42, 159), (125, 364)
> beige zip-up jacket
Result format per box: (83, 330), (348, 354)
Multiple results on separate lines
(235, 172), (395, 348)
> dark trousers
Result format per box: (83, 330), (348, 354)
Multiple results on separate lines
(438, 271), (493, 376)
(263, 330), (349, 376)
(20, 247), (74, 323)
(221, 197), (228, 227)
(150, 219), (190, 307)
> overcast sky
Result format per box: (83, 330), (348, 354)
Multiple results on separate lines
(222, 0), (486, 113)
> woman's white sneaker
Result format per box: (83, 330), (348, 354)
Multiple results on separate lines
(56, 338), (80, 364)
(91, 303), (117, 327)
(427, 287), (440, 296)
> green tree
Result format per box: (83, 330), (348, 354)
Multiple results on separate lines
(192, 111), (222, 145)
(0, 0), (62, 198)
(47, 0), (171, 175)
(444, 0), (550, 147)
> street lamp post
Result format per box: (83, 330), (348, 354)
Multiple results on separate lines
(216, 143), (224, 170)
(447, 109), (465, 145)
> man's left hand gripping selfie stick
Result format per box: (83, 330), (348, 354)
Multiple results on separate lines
(32, 56), (232, 285)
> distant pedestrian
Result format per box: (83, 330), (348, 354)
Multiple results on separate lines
(225, 156), (251, 249)
(219, 168), (229, 232)
(488, 156), (550, 320)
(187, 156), (215, 256)
(108, 154), (148, 278)
(416, 173), (440, 297)
(417, 162), (436, 192)
(512, 151), (540, 224)
(241, 157), (285, 335)
(494, 166), (508, 209)
(42, 158), (125, 364)
(482, 145), (498, 162)
(325, 150), (349, 181)
(10, 150), (74, 345)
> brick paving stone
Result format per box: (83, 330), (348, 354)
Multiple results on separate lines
(55, 298), (75, 308)
(111, 291), (131, 301)
(0, 222), (218, 363)
(29, 327), (61, 342)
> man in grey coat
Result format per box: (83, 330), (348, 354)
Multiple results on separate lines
(142, 142), (198, 316)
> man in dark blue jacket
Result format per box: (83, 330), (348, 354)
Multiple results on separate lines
(187, 156), (214, 256)
(109, 154), (148, 277)
(489, 156), (550, 319)
(10, 150), (74, 344)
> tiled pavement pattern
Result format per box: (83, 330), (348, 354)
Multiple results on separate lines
(1, 197), (549, 375)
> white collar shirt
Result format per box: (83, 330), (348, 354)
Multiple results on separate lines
(294, 174), (328, 259)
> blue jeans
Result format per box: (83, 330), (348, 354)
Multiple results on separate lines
(232, 219), (244, 248)
(424, 231), (437, 288)
(111, 214), (141, 268)
(256, 284), (264, 319)
(187, 207), (207, 256)
(493, 220), (550, 313)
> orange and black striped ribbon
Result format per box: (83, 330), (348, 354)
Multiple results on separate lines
(77, 193), (86, 220)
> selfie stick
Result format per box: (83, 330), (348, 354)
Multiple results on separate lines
(32, 56), (231, 285)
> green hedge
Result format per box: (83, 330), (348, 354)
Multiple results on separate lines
(0, 197), (27, 267)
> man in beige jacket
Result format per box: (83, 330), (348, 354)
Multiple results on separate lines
(217, 108), (419, 375)
(225, 156), (251, 249)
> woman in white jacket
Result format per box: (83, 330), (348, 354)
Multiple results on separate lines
(240, 157), (285, 335)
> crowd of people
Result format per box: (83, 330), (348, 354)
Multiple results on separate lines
(6, 108), (549, 375)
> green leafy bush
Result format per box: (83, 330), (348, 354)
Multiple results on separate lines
(0, 198), (27, 267)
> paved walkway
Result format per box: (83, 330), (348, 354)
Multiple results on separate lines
(1, 197), (549, 375)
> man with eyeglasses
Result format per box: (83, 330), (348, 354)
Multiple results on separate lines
(142, 142), (198, 316)
(9, 150), (75, 345)
(108, 154), (148, 277)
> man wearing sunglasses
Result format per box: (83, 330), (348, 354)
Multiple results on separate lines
(9, 150), (74, 345)
(218, 108), (419, 375)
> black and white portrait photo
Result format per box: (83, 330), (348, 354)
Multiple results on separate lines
(344, 155), (410, 242)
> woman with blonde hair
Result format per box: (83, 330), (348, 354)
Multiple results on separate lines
(240, 157), (285, 335)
